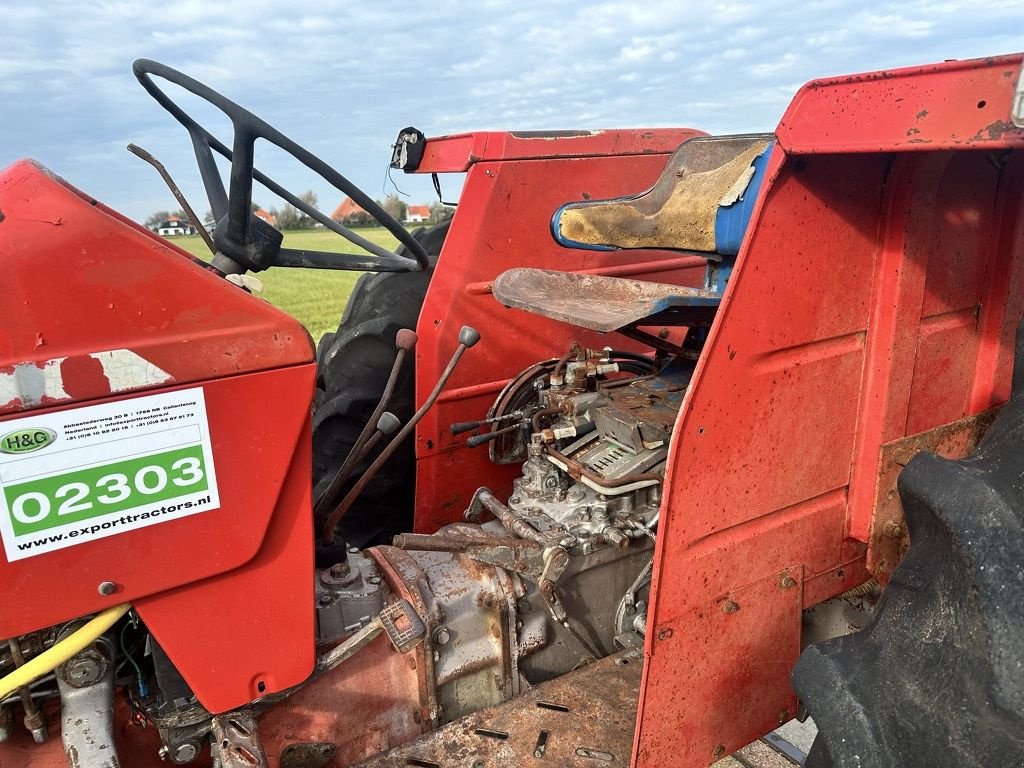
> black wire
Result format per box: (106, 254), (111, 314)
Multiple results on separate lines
(432, 173), (458, 207)
(616, 362), (654, 375)
(609, 350), (656, 365)
(385, 163), (408, 196)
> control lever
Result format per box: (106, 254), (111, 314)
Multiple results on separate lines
(316, 599), (426, 675)
(320, 326), (480, 542)
(314, 329), (416, 521)
(466, 424), (520, 448)
(450, 410), (525, 436)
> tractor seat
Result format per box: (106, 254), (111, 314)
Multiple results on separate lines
(492, 268), (718, 333)
(552, 134), (774, 256)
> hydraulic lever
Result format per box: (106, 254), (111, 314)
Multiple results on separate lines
(320, 325), (480, 542)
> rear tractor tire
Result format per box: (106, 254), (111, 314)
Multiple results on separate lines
(311, 221), (449, 547)
(793, 326), (1024, 767)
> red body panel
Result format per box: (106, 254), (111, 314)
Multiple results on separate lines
(411, 128), (708, 532)
(0, 163), (316, 711)
(635, 55), (1024, 765)
(414, 128), (710, 172)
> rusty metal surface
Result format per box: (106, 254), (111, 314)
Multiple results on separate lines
(210, 710), (269, 768)
(353, 648), (643, 767)
(867, 408), (1000, 578)
(556, 135), (772, 252)
(493, 268), (719, 333)
(279, 742), (337, 768)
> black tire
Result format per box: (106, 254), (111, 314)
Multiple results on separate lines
(312, 221), (449, 547)
(792, 325), (1024, 767)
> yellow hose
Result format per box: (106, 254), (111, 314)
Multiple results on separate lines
(0, 603), (130, 701)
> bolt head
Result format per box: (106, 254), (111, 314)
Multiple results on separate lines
(97, 581), (116, 596)
(723, 600), (740, 614)
(433, 626), (451, 645)
(883, 520), (905, 538)
(171, 741), (199, 763)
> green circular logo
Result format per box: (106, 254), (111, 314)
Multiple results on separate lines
(0, 428), (57, 455)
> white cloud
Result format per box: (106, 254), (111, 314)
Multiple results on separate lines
(0, 0), (1020, 223)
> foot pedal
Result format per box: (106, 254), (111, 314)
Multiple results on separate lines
(380, 599), (426, 653)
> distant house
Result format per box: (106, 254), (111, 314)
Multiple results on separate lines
(155, 218), (197, 236)
(253, 207), (278, 227)
(332, 197), (373, 226)
(406, 204), (431, 224)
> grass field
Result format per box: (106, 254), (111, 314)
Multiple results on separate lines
(170, 228), (402, 341)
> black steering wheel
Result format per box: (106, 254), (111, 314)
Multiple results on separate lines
(132, 59), (428, 274)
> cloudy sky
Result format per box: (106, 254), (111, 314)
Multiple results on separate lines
(2, 1), (1022, 225)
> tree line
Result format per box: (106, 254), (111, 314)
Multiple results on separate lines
(146, 192), (453, 232)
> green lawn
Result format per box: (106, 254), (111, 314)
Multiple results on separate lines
(169, 228), (402, 342)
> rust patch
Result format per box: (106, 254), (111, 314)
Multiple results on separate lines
(985, 119), (1015, 139)
(867, 409), (999, 579)
(915, 108), (929, 119)
(353, 649), (643, 767)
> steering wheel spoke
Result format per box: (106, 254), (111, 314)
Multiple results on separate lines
(133, 59), (428, 274)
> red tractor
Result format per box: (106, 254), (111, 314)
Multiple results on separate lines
(1, 53), (1024, 767)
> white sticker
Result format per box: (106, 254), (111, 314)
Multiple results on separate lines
(0, 387), (220, 562)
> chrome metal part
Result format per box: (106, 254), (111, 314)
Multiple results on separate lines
(352, 648), (643, 767)
(56, 636), (118, 768)
(210, 710), (269, 768)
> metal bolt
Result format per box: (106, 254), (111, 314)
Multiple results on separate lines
(318, 595), (332, 607)
(368, 576), (382, 585)
(172, 741), (200, 763)
(723, 600), (740, 614)
(23, 710), (47, 743)
(330, 563), (351, 577)
(883, 520), (905, 538)
(779, 575), (797, 590)
(433, 626), (451, 645)
(657, 628), (673, 641)
(97, 581), (116, 596)
(713, 744), (726, 758)
(778, 709), (790, 726)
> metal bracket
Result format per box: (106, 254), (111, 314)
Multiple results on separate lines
(210, 710), (268, 768)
